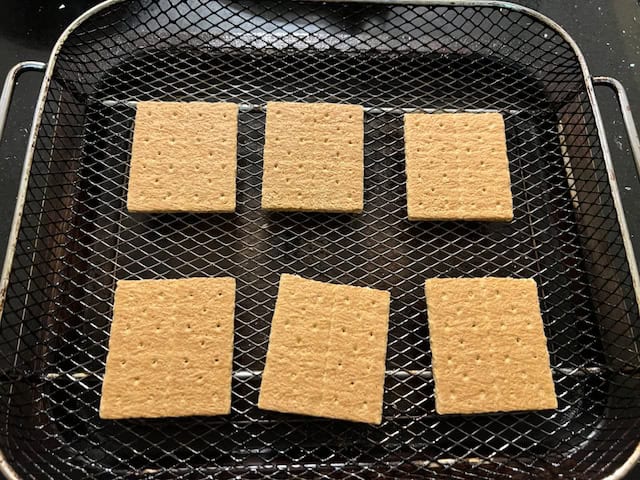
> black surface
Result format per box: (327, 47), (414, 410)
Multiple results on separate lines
(0, 0), (638, 478)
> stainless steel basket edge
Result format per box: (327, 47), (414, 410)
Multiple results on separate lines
(0, 0), (638, 478)
(0, 2), (127, 479)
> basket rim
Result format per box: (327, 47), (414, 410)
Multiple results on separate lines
(0, 0), (638, 479)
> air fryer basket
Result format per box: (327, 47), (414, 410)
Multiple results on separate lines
(0, 0), (639, 478)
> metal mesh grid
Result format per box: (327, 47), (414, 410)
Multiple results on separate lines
(0, 0), (639, 478)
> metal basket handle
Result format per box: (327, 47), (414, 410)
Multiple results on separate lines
(0, 61), (46, 141)
(593, 76), (640, 178)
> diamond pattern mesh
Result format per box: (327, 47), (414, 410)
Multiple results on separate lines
(0, 1), (639, 478)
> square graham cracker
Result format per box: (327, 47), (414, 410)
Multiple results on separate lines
(425, 278), (557, 415)
(261, 102), (364, 213)
(404, 113), (513, 221)
(258, 274), (390, 424)
(127, 101), (238, 213)
(99, 278), (236, 419)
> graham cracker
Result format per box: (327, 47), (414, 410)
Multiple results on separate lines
(127, 101), (238, 213)
(404, 112), (513, 221)
(261, 102), (364, 213)
(258, 274), (390, 424)
(425, 277), (557, 415)
(100, 277), (235, 419)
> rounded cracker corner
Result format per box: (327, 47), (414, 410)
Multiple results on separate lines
(382, 289), (391, 302)
(520, 278), (538, 288)
(98, 403), (114, 420)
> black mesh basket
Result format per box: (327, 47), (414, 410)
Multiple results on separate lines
(0, 0), (639, 478)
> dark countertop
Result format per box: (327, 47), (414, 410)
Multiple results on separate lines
(0, 0), (638, 478)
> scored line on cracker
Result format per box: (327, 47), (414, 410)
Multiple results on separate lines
(404, 112), (513, 221)
(100, 277), (235, 419)
(258, 274), (390, 424)
(127, 101), (238, 213)
(425, 277), (557, 415)
(261, 102), (364, 213)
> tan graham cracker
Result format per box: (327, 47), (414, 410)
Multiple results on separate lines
(425, 277), (557, 415)
(261, 102), (364, 213)
(258, 274), (390, 424)
(127, 101), (238, 213)
(100, 278), (235, 419)
(404, 113), (513, 221)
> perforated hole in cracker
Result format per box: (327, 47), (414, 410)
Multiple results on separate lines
(99, 277), (236, 419)
(258, 274), (390, 424)
(127, 101), (238, 213)
(261, 102), (364, 213)
(425, 277), (557, 415)
(404, 112), (513, 221)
